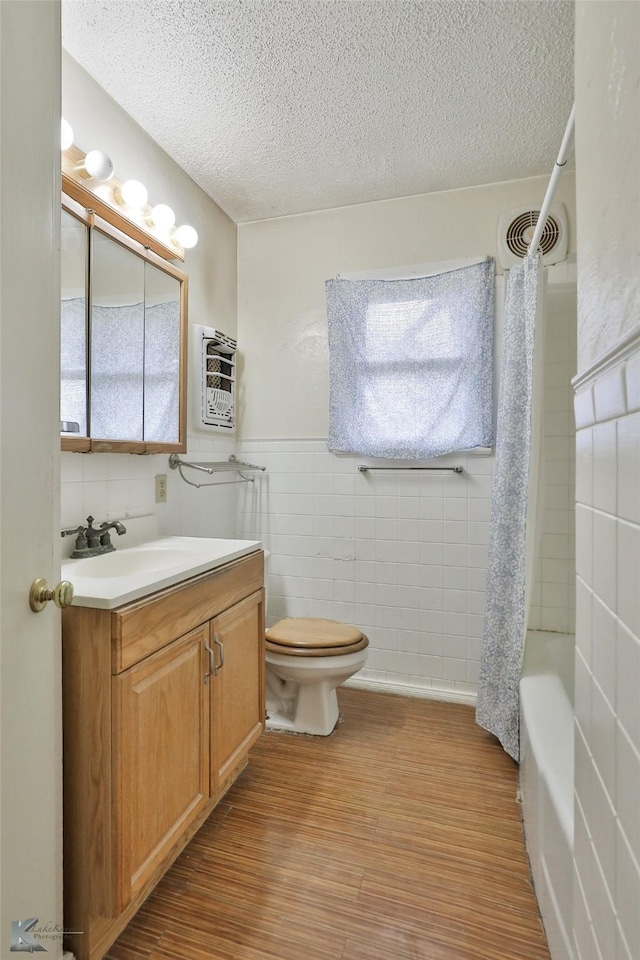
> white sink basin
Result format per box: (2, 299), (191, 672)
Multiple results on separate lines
(70, 546), (199, 579)
(62, 536), (262, 609)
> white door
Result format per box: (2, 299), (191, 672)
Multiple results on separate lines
(0, 3), (63, 958)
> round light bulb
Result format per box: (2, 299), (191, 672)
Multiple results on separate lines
(174, 224), (198, 249)
(61, 118), (74, 151)
(150, 203), (176, 231)
(119, 179), (148, 209)
(84, 150), (114, 181)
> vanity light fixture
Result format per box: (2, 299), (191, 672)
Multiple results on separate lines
(149, 203), (176, 231)
(173, 224), (198, 249)
(82, 149), (114, 182)
(61, 118), (74, 151)
(116, 179), (149, 209)
(62, 142), (187, 261)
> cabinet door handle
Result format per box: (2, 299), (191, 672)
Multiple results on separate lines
(214, 634), (225, 674)
(204, 641), (215, 683)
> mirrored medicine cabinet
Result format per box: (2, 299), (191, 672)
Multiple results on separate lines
(61, 189), (188, 454)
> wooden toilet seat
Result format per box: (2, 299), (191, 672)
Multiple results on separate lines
(265, 617), (369, 658)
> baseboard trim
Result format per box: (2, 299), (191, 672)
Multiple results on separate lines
(344, 676), (477, 707)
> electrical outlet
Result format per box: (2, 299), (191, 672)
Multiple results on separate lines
(155, 474), (167, 503)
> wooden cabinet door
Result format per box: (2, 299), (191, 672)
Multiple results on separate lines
(210, 590), (265, 792)
(112, 624), (210, 911)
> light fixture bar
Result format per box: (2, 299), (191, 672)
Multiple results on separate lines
(61, 144), (185, 263)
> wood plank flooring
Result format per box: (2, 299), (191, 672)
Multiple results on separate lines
(105, 688), (549, 960)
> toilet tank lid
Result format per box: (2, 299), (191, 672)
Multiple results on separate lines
(267, 617), (363, 649)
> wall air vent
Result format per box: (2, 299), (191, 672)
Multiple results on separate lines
(193, 325), (236, 432)
(497, 203), (568, 269)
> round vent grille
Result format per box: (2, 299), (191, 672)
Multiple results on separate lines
(505, 210), (561, 259)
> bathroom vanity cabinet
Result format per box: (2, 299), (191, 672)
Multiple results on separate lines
(62, 550), (265, 960)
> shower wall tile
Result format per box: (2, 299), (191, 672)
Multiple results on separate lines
(237, 439), (493, 700)
(572, 862), (598, 960)
(529, 285), (577, 634)
(592, 421), (617, 514)
(592, 512), (617, 611)
(593, 363), (627, 423)
(616, 621), (640, 753)
(574, 385), (595, 430)
(615, 825), (640, 960)
(591, 596), (617, 707)
(573, 331), (640, 960)
(617, 521), (640, 638)
(617, 412), (640, 523)
(626, 354), (640, 413)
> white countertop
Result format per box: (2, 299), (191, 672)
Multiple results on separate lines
(62, 536), (263, 609)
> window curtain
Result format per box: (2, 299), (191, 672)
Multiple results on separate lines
(476, 254), (542, 761)
(325, 259), (494, 459)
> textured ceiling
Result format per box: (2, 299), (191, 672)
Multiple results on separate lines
(62, 0), (574, 223)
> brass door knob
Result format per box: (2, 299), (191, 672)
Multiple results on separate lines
(29, 578), (74, 613)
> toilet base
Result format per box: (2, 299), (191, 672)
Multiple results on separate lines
(265, 645), (367, 737)
(266, 681), (340, 736)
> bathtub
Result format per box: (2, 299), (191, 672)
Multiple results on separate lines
(520, 630), (575, 960)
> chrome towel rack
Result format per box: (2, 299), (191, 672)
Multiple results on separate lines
(169, 453), (266, 488)
(358, 464), (464, 474)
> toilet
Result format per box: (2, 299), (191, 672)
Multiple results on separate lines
(265, 617), (369, 736)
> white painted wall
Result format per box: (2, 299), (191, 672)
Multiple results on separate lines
(63, 51), (236, 337)
(236, 175), (576, 697)
(575, 3), (640, 372)
(237, 174), (576, 439)
(572, 3), (640, 959)
(60, 53), (240, 541)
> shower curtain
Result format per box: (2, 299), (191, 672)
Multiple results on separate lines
(476, 254), (542, 762)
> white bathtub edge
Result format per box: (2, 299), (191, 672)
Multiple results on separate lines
(520, 673), (574, 850)
(520, 631), (575, 960)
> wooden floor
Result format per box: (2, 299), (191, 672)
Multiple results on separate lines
(106, 688), (549, 960)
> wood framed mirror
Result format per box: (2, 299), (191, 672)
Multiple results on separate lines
(61, 186), (188, 454)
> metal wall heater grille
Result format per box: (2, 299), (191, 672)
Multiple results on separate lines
(198, 327), (236, 431)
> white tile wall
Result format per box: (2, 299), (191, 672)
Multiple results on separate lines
(236, 439), (493, 700)
(60, 433), (240, 554)
(59, 287), (576, 710)
(529, 283), (577, 635)
(573, 340), (640, 960)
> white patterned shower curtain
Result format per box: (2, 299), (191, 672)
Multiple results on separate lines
(476, 254), (543, 761)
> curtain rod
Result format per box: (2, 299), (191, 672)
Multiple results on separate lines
(528, 103), (575, 256)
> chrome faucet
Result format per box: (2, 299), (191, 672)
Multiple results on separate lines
(61, 516), (127, 558)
